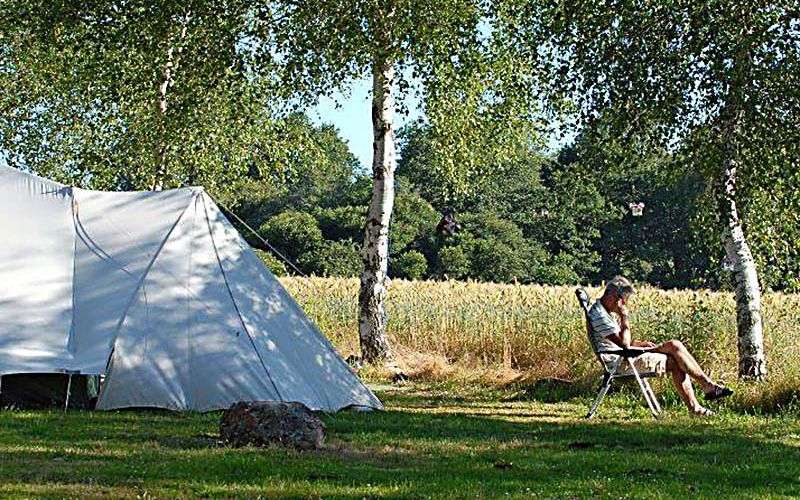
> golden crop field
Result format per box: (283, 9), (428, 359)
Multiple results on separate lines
(282, 277), (800, 411)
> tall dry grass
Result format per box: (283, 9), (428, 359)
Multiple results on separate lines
(282, 277), (800, 412)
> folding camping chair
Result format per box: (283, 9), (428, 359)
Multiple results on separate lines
(575, 288), (663, 418)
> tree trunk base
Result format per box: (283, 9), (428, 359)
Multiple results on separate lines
(738, 357), (767, 381)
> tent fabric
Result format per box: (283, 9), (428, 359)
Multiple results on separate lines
(0, 166), (382, 412)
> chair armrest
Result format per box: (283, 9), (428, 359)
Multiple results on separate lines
(596, 348), (657, 358)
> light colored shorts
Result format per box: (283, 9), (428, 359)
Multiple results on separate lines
(619, 352), (668, 376)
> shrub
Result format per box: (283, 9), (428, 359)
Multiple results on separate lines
(300, 240), (362, 277)
(437, 246), (470, 279)
(258, 210), (323, 264)
(253, 248), (288, 277)
(392, 250), (428, 280)
(390, 189), (439, 254)
(471, 240), (530, 283)
(315, 205), (366, 242)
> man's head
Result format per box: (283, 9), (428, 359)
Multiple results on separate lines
(603, 275), (636, 308)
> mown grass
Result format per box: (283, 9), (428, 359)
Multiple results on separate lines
(1, 385), (800, 498)
(283, 277), (800, 414)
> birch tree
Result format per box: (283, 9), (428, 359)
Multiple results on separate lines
(269, 1), (533, 362)
(0, 0), (274, 191)
(501, 0), (800, 379)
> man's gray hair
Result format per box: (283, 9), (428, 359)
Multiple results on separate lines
(606, 275), (636, 298)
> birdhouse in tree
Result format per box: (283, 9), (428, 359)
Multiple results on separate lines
(628, 202), (645, 217)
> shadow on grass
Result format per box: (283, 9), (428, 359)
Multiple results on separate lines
(1, 391), (799, 498)
(502, 376), (591, 403)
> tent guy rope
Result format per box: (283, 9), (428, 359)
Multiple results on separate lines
(213, 198), (308, 277)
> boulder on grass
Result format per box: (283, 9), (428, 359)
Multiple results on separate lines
(220, 401), (325, 450)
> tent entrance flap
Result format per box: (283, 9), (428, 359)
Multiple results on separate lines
(0, 373), (100, 409)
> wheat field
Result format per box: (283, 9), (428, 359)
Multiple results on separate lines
(282, 277), (800, 412)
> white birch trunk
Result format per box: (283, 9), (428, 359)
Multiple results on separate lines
(720, 154), (767, 380)
(718, 37), (767, 380)
(152, 16), (189, 191)
(153, 52), (173, 191)
(358, 59), (395, 362)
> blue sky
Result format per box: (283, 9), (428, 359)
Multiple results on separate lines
(306, 76), (424, 171)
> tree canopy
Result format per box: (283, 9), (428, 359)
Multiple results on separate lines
(1, 0), (276, 191)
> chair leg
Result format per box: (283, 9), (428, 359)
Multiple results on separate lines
(630, 365), (660, 418)
(586, 373), (613, 418)
(641, 378), (662, 418)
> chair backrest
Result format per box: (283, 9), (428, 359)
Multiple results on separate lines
(575, 287), (618, 372)
(575, 288), (592, 317)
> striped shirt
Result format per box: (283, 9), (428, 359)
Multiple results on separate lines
(587, 300), (622, 356)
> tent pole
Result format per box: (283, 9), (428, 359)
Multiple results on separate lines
(64, 374), (73, 412)
(62, 370), (80, 412)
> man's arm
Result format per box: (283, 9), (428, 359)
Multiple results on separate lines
(617, 304), (632, 348)
(606, 305), (657, 349)
(603, 304), (632, 349)
(605, 333), (628, 349)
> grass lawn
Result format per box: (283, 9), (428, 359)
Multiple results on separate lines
(1, 384), (799, 499)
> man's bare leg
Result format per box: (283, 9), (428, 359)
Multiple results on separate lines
(655, 340), (716, 394)
(667, 357), (709, 414)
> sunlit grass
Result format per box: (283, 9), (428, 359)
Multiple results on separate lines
(1, 385), (800, 498)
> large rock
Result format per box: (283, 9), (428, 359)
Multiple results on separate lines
(220, 401), (325, 450)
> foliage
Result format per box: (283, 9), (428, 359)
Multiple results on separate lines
(2, 0), (797, 294)
(499, 1), (800, 147)
(496, 0), (800, 293)
(555, 132), (704, 288)
(391, 250), (428, 280)
(457, 213), (539, 283)
(389, 184), (440, 256)
(245, 114), (362, 210)
(555, 125), (800, 293)
(258, 210), (324, 264)
(0, 0), (276, 191)
(435, 245), (470, 280)
(316, 205), (367, 243)
(253, 248), (288, 277)
(213, 114), (364, 223)
(398, 123), (609, 286)
(300, 239), (362, 278)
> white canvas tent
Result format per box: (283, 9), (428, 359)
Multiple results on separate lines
(0, 165), (382, 412)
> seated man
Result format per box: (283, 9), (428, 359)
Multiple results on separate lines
(589, 276), (733, 417)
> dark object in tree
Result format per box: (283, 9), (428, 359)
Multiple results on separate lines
(220, 401), (325, 450)
(436, 213), (462, 236)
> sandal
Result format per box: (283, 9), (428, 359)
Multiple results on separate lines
(704, 385), (734, 401)
(690, 407), (714, 418)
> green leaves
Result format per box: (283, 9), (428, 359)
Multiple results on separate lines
(0, 0), (278, 190)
